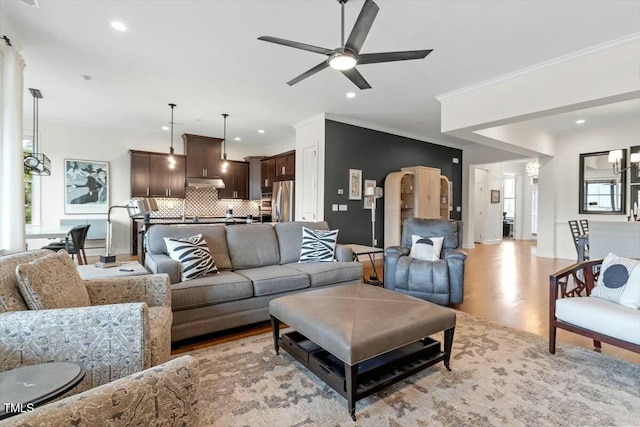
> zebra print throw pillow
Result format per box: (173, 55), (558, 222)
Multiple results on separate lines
(164, 234), (218, 281)
(299, 227), (339, 263)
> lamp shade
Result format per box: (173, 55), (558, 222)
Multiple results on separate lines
(365, 186), (383, 198)
(608, 149), (623, 163)
(127, 198), (158, 217)
(630, 153), (640, 164)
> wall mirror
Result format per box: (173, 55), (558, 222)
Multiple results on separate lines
(579, 150), (626, 214)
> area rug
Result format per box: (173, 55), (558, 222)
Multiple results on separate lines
(185, 312), (639, 426)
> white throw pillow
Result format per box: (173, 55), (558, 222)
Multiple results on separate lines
(164, 234), (218, 281)
(409, 235), (445, 261)
(591, 252), (640, 309)
(299, 227), (339, 262)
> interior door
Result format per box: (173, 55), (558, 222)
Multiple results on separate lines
(300, 146), (317, 221)
(474, 169), (487, 243)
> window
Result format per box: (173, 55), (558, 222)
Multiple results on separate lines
(23, 137), (33, 224)
(584, 180), (621, 211)
(503, 175), (515, 219)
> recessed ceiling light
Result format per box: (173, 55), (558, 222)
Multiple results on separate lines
(161, 126), (169, 131)
(346, 92), (356, 98)
(234, 137), (241, 141)
(258, 129), (265, 134)
(81, 75), (92, 81)
(195, 118), (204, 122)
(110, 21), (127, 32)
(576, 119), (586, 124)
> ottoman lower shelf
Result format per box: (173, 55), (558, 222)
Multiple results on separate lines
(280, 331), (446, 408)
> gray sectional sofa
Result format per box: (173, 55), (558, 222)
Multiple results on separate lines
(144, 221), (363, 342)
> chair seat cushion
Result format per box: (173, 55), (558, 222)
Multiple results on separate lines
(237, 265), (309, 297)
(283, 262), (362, 287)
(15, 250), (91, 310)
(555, 297), (640, 345)
(148, 306), (172, 366)
(171, 271), (253, 311)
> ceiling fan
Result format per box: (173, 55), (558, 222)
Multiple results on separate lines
(258, 0), (432, 90)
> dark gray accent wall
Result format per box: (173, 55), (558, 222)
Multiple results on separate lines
(324, 120), (462, 246)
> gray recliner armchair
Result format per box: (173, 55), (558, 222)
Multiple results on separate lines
(384, 218), (467, 305)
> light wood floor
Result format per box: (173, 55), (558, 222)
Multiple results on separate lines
(111, 240), (638, 363)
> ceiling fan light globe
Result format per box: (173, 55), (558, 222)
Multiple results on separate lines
(328, 52), (357, 70)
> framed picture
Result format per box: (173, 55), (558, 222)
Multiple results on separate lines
(363, 179), (376, 209)
(349, 169), (362, 200)
(490, 189), (500, 203)
(630, 146), (640, 184)
(64, 159), (109, 214)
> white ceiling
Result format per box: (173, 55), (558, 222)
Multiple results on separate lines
(2, 0), (640, 151)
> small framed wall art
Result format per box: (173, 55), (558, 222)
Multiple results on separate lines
(64, 159), (109, 214)
(349, 169), (362, 200)
(490, 189), (500, 204)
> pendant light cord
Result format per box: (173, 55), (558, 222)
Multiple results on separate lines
(222, 113), (228, 160)
(169, 103), (176, 155)
(33, 93), (37, 153)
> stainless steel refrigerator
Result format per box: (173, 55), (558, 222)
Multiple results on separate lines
(272, 180), (294, 222)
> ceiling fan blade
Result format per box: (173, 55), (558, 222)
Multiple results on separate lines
(345, 0), (379, 54)
(358, 49), (433, 65)
(287, 61), (330, 86)
(340, 67), (372, 90)
(258, 36), (332, 55)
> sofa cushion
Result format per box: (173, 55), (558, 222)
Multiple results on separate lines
(283, 262), (362, 287)
(226, 224), (280, 270)
(299, 227), (339, 262)
(591, 253), (640, 309)
(0, 249), (52, 313)
(16, 250), (91, 310)
(237, 265), (309, 297)
(164, 234), (219, 281)
(171, 271), (253, 311)
(556, 296), (640, 345)
(274, 221), (329, 264)
(146, 224), (232, 270)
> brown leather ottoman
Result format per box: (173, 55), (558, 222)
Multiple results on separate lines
(269, 284), (456, 420)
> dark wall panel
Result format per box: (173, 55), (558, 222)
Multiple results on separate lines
(324, 120), (462, 247)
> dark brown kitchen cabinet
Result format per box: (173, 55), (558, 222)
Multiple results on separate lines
(260, 157), (276, 192)
(218, 161), (249, 200)
(275, 151), (295, 181)
(130, 150), (185, 198)
(183, 134), (223, 178)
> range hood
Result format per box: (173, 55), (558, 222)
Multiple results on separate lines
(186, 178), (225, 189)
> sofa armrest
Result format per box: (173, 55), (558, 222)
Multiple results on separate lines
(85, 274), (171, 307)
(0, 303), (151, 392)
(0, 355), (200, 427)
(383, 246), (410, 290)
(145, 252), (181, 284)
(334, 244), (354, 262)
(385, 246), (410, 257)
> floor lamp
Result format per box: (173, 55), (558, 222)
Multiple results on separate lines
(365, 186), (383, 284)
(99, 198), (158, 267)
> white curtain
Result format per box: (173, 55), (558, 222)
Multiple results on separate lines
(0, 42), (26, 253)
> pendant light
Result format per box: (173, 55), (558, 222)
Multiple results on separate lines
(167, 103), (177, 169)
(23, 88), (51, 175)
(221, 113), (229, 173)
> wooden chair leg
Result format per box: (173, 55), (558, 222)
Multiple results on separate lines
(593, 340), (602, 352)
(549, 325), (557, 354)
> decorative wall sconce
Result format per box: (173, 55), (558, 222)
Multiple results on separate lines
(609, 149), (640, 175)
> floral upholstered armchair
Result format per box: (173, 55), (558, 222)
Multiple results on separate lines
(0, 250), (172, 395)
(0, 355), (200, 426)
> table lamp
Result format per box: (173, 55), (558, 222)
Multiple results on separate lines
(98, 198), (158, 267)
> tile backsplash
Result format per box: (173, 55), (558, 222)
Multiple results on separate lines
(147, 188), (261, 218)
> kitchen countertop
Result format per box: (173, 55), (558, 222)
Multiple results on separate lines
(134, 216), (259, 225)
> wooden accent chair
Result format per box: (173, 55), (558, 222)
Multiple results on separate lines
(549, 259), (640, 355)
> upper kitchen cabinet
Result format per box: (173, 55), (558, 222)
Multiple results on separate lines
(260, 157), (276, 192)
(275, 151), (295, 181)
(218, 160), (249, 200)
(130, 150), (185, 198)
(182, 134), (223, 178)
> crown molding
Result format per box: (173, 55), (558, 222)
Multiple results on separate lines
(436, 33), (640, 101)
(323, 114), (468, 150)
